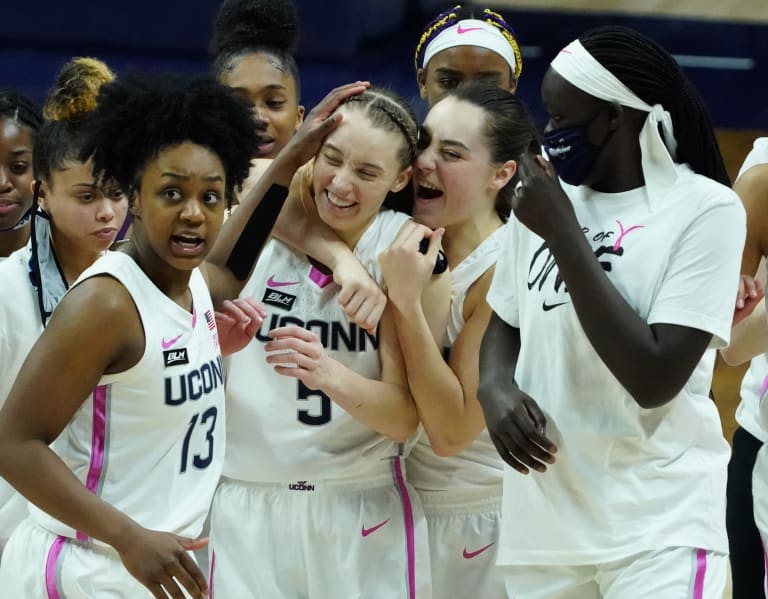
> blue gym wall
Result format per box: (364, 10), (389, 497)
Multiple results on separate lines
(1, 1), (766, 130)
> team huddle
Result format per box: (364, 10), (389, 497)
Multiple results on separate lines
(0, 0), (762, 598)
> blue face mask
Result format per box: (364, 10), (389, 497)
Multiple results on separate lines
(543, 114), (611, 186)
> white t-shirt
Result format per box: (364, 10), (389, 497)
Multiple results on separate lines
(487, 163), (745, 565)
(224, 210), (411, 482)
(407, 227), (504, 492)
(733, 138), (768, 440)
(0, 245), (40, 539)
(31, 252), (225, 545)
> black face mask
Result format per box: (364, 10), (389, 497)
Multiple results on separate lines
(543, 112), (613, 186)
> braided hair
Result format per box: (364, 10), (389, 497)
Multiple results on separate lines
(34, 57), (114, 185)
(80, 72), (258, 206)
(414, 3), (522, 79)
(0, 88), (43, 135)
(210, 0), (301, 97)
(579, 26), (729, 186)
(342, 88), (418, 171)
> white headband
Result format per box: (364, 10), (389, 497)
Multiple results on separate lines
(551, 39), (679, 192)
(422, 19), (517, 76)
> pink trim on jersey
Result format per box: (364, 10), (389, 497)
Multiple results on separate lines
(209, 550), (216, 598)
(309, 266), (334, 289)
(760, 375), (768, 398)
(692, 548), (707, 599)
(45, 535), (66, 599)
(392, 456), (416, 599)
(78, 384), (108, 542)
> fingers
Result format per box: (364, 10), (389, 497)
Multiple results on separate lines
(522, 397), (558, 454)
(310, 81), (370, 119)
(267, 325), (319, 343)
(178, 550), (209, 598)
(737, 274), (761, 309)
(178, 536), (209, 551)
(516, 152), (537, 184)
(423, 227), (445, 265)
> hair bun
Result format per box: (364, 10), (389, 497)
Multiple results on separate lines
(43, 57), (115, 122)
(210, 0), (299, 58)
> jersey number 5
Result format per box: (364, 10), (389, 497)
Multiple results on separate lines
(180, 406), (218, 473)
(297, 380), (331, 425)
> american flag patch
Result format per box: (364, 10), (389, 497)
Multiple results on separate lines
(204, 309), (216, 331)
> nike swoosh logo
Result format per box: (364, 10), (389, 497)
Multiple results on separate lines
(161, 333), (183, 350)
(361, 518), (390, 537)
(457, 24), (484, 34)
(267, 276), (300, 288)
(462, 542), (494, 559)
(542, 301), (568, 311)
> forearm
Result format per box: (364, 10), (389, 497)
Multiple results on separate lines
(548, 227), (693, 407)
(721, 299), (768, 365)
(273, 191), (352, 269)
(207, 156), (301, 278)
(321, 363), (418, 442)
(0, 440), (135, 547)
(477, 312), (522, 407)
(393, 302), (477, 454)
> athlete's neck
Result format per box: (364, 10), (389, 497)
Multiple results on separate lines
(0, 225), (30, 258)
(442, 206), (502, 269)
(49, 226), (102, 286)
(123, 237), (194, 311)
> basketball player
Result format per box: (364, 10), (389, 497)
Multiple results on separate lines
(208, 88), (450, 598)
(0, 57), (125, 556)
(478, 26), (744, 598)
(0, 72), (365, 598)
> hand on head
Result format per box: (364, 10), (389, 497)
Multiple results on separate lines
(275, 82), (370, 177)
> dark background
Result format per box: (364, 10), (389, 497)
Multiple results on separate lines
(1, 1), (766, 131)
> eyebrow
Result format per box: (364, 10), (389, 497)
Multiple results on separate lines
(160, 172), (224, 183)
(233, 84), (287, 93)
(324, 143), (384, 172)
(440, 139), (471, 151)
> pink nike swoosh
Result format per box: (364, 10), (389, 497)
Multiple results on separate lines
(457, 24), (484, 34)
(462, 542), (494, 559)
(161, 333), (183, 350)
(267, 276), (300, 288)
(361, 518), (390, 537)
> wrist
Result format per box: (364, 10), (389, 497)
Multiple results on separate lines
(270, 154), (304, 187)
(105, 516), (140, 553)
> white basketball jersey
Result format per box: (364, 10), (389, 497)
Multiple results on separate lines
(735, 137), (768, 441)
(407, 227), (504, 492)
(224, 210), (410, 482)
(31, 252), (225, 545)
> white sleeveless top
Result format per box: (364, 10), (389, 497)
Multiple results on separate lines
(407, 227), (504, 492)
(32, 252), (225, 545)
(224, 210), (410, 482)
(735, 137), (768, 441)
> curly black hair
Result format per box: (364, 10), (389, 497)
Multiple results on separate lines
(210, 0), (301, 96)
(81, 71), (259, 204)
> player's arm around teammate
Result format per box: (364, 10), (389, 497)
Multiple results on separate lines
(0, 77), (365, 599)
(264, 178), (451, 441)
